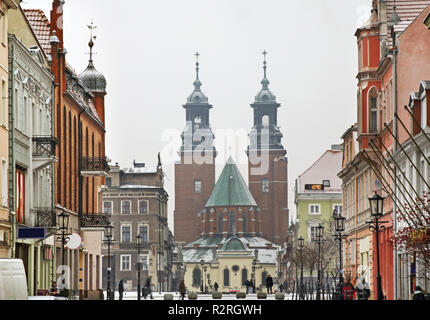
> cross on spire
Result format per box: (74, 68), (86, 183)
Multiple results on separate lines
(195, 51), (200, 65)
(262, 50), (268, 63)
(87, 19), (97, 62)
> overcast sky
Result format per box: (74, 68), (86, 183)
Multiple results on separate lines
(22, 0), (372, 233)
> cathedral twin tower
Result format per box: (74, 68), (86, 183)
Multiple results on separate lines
(174, 53), (289, 246)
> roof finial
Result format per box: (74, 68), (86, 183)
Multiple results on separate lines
(87, 19), (97, 62)
(261, 50), (270, 89)
(193, 52), (202, 90)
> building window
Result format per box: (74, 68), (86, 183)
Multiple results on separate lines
(194, 179), (201, 193)
(121, 200), (131, 214)
(241, 268), (248, 286)
(120, 255), (131, 271)
(218, 212), (223, 233)
(139, 200), (148, 214)
(309, 204), (320, 215)
(333, 204), (343, 215)
(261, 271), (267, 285)
(193, 268), (201, 286)
(242, 212), (246, 233)
(422, 97), (427, 129)
(323, 180), (330, 188)
(16, 169), (25, 224)
(103, 201), (112, 214)
(139, 225), (148, 242)
(121, 225), (131, 243)
(105, 177), (112, 188)
(369, 94), (378, 133)
(0, 80), (5, 127)
(224, 269), (230, 287)
(229, 211), (235, 234)
(309, 225), (321, 241)
(262, 179), (269, 193)
(139, 254), (149, 270)
(1, 160), (6, 207)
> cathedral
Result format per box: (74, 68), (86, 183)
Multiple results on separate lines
(174, 53), (289, 292)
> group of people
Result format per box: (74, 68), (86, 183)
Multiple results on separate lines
(337, 278), (371, 300)
(117, 277), (154, 300)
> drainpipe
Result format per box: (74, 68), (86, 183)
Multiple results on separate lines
(8, 40), (16, 258)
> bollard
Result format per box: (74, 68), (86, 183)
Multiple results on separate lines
(236, 292), (246, 299)
(164, 294), (173, 300)
(188, 292), (198, 300)
(212, 292), (222, 299)
(275, 292), (285, 300)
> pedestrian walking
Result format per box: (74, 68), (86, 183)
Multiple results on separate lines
(118, 279), (124, 300)
(342, 279), (355, 301)
(249, 279), (255, 293)
(179, 280), (186, 300)
(266, 275), (273, 294)
(245, 279), (251, 294)
(413, 286), (425, 300)
(214, 282), (219, 292)
(145, 277), (153, 299)
(279, 283), (284, 293)
(356, 278), (370, 300)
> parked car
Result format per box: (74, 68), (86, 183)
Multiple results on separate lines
(0, 259), (28, 300)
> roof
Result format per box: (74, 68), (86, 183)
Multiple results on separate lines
(182, 236), (279, 264)
(385, 0), (430, 33)
(297, 149), (343, 194)
(23, 9), (51, 55)
(122, 167), (158, 174)
(205, 157), (257, 207)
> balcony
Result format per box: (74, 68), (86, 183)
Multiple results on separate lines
(35, 208), (57, 228)
(32, 136), (59, 171)
(80, 157), (110, 177)
(79, 213), (111, 230)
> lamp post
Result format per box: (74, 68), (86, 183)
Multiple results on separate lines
(200, 259), (205, 293)
(206, 272), (210, 293)
(103, 224), (113, 300)
(313, 224), (325, 300)
(367, 192), (387, 300)
(136, 233), (143, 300)
(297, 236), (305, 300)
(333, 209), (346, 300)
(252, 258), (256, 293)
(203, 265), (208, 293)
(56, 210), (70, 295)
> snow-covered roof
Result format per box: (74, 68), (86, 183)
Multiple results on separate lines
(122, 167), (157, 174)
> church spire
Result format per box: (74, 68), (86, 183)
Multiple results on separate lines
(261, 50), (270, 89)
(193, 52), (202, 90)
(186, 52), (208, 104)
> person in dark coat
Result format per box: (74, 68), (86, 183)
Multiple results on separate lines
(266, 275), (274, 294)
(145, 277), (153, 299)
(249, 279), (255, 293)
(342, 280), (355, 301)
(413, 286), (425, 300)
(179, 280), (186, 300)
(214, 282), (219, 292)
(356, 278), (370, 300)
(118, 279), (124, 300)
(245, 279), (251, 294)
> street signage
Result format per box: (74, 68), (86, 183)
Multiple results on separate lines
(17, 227), (46, 239)
(305, 184), (324, 191)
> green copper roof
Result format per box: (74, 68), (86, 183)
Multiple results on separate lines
(222, 238), (247, 251)
(205, 157), (257, 207)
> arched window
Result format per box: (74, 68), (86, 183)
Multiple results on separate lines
(262, 115), (269, 127)
(369, 88), (378, 133)
(68, 112), (72, 209)
(218, 212), (223, 234)
(242, 212), (246, 233)
(229, 211), (235, 234)
(262, 271), (267, 285)
(224, 269), (230, 287)
(193, 268), (201, 286)
(242, 268), (248, 286)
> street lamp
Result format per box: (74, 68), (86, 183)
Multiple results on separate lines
(297, 236), (305, 300)
(252, 258), (257, 293)
(200, 259), (205, 293)
(56, 210), (70, 295)
(203, 265), (208, 293)
(104, 224), (114, 300)
(367, 192), (387, 300)
(333, 209), (346, 300)
(136, 233), (143, 300)
(313, 224), (325, 300)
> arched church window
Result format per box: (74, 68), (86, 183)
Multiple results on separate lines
(193, 268), (201, 286)
(224, 269), (230, 287)
(242, 212), (246, 233)
(229, 211), (235, 234)
(242, 268), (248, 286)
(218, 212), (223, 234)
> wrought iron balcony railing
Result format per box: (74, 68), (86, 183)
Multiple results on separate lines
(32, 136), (59, 158)
(79, 213), (111, 228)
(80, 157), (110, 173)
(36, 208), (57, 228)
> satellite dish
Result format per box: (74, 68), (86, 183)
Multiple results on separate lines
(66, 233), (82, 250)
(375, 179), (382, 191)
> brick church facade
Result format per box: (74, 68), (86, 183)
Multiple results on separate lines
(174, 54), (289, 246)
